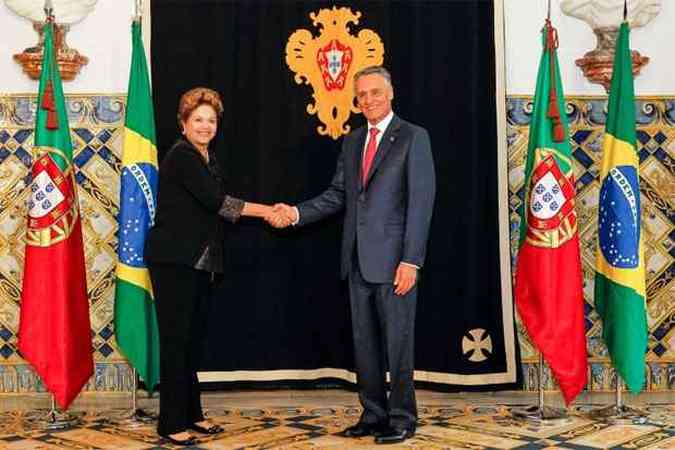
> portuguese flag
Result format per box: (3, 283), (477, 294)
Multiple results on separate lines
(18, 20), (93, 410)
(594, 22), (647, 394)
(114, 21), (160, 392)
(514, 19), (587, 405)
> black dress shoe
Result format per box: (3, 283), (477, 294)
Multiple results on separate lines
(161, 433), (197, 446)
(375, 427), (415, 444)
(342, 422), (388, 437)
(190, 422), (224, 434)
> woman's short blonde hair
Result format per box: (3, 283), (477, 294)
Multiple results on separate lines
(177, 87), (224, 127)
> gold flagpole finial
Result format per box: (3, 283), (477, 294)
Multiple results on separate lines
(44, 0), (54, 22)
(134, 0), (142, 22)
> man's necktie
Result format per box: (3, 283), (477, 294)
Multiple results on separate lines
(362, 127), (380, 186)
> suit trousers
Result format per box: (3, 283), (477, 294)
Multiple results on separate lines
(149, 263), (210, 436)
(348, 258), (418, 431)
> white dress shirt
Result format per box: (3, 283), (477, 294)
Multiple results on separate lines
(362, 110), (394, 162)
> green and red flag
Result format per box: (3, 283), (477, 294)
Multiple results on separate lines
(18, 19), (93, 410)
(514, 19), (587, 405)
(594, 22), (647, 394)
(114, 20), (160, 392)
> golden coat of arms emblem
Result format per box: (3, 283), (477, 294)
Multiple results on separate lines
(285, 7), (384, 140)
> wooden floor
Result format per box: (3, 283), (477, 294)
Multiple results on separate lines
(0, 390), (673, 449)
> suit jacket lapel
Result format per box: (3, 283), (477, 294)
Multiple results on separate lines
(364, 115), (401, 189)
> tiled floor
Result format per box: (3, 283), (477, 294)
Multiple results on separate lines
(0, 391), (673, 449)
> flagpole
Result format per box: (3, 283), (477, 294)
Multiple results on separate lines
(589, 373), (648, 423)
(511, 3), (584, 422)
(134, 0), (142, 22)
(112, 0), (157, 426)
(130, 366), (156, 423)
(612, 378), (648, 423)
(33, 0), (78, 431)
(512, 353), (569, 422)
(133, 367), (157, 422)
(132, 366), (137, 409)
(587, 1), (649, 424)
(538, 353), (545, 410)
(114, 365), (156, 425)
(44, 0), (53, 20)
(616, 380), (622, 409)
(39, 394), (77, 430)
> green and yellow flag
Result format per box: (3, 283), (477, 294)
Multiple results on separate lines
(114, 21), (160, 391)
(594, 21), (647, 394)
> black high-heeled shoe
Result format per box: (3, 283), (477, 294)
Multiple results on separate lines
(189, 422), (224, 434)
(161, 433), (197, 446)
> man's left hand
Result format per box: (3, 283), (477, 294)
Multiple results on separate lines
(393, 263), (417, 296)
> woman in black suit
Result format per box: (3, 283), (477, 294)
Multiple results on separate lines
(145, 87), (284, 445)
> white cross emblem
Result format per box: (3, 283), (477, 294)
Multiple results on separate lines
(462, 328), (493, 362)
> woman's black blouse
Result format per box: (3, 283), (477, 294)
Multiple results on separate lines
(145, 140), (243, 273)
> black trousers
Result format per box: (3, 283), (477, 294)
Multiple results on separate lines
(149, 263), (210, 436)
(348, 259), (418, 431)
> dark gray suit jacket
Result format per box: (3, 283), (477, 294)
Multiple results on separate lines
(297, 115), (436, 283)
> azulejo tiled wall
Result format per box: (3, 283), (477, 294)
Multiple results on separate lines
(0, 94), (672, 397)
(508, 96), (674, 392)
(0, 95), (134, 394)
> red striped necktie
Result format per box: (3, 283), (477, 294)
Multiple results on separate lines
(362, 127), (380, 186)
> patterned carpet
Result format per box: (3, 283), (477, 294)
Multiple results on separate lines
(0, 404), (673, 449)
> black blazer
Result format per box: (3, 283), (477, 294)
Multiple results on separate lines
(145, 140), (226, 267)
(297, 115), (436, 283)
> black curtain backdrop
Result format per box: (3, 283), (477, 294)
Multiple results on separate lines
(151, 0), (520, 390)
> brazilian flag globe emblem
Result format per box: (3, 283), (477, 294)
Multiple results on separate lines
(114, 21), (160, 392)
(594, 21), (648, 394)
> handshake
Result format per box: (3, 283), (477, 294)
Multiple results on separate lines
(262, 203), (298, 229)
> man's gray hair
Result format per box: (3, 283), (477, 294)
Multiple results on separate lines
(353, 65), (393, 91)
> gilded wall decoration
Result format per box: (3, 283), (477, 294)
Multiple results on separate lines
(285, 6), (384, 140)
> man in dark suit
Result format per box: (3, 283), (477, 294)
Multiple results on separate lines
(274, 65), (435, 444)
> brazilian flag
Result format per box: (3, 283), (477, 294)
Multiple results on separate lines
(594, 22), (647, 394)
(114, 21), (160, 392)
